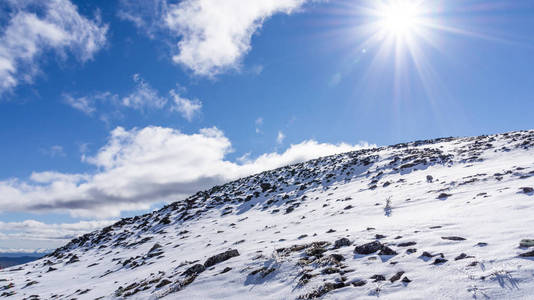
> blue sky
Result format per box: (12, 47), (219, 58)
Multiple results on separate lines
(1, 0), (534, 252)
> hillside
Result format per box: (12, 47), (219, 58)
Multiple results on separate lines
(2, 130), (534, 299)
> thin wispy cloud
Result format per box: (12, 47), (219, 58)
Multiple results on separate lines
(63, 75), (202, 122)
(0, 0), (107, 95)
(277, 131), (286, 144)
(170, 89), (202, 121)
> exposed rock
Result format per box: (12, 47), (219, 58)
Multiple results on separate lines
(397, 241), (416, 247)
(441, 236), (466, 241)
(183, 264), (206, 276)
(204, 249), (240, 268)
(354, 241), (382, 255)
(333, 238), (352, 249)
(433, 258), (448, 265)
(520, 239), (534, 248)
(351, 280), (367, 287)
(390, 271), (405, 282)
(370, 274), (386, 282)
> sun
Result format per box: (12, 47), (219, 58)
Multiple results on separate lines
(379, 1), (422, 38)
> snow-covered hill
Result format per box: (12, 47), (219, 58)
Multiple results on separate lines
(2, 130), (534, 299)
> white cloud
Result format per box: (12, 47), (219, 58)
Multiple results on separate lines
(0, 126), (372, 218)
(63, 75), (201, 121)
(122, 74), (168, 110)
(170, 89), (202, 121)
(40, 145), (66, 158)
(119, 0), (310, 77)
(166, 0), (307, 76)
(277, 131), (286, 144)
(255, 117), (263, 133)
(0, 0), (108, 95)
(0, 219), (115, 251)
(63, 94), (96, 115)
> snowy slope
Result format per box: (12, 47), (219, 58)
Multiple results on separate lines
(2, 130), (534, 300)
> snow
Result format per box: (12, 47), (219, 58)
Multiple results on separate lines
(2, 130), (534, 299)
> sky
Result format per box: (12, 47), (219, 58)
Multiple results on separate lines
(0, 0), (534, 252)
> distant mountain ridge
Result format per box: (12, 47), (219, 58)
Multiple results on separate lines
(2, 130), (534, 299)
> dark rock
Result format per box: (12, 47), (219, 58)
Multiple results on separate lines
(401, 276), (412, 283)
(329, 254), (345, 262)
(519, 250), (534, 257)
(390, 271), (405, 282)
(397, 241), (416, 247)
(375, 234), (386, 239)
(333, 238), (352, 249)
(183, 264), (205, 276)
(378, 246), (397, 256)
(437, 193), (452, 199)
(204, 249), (240, 268)
(520, 187), (534, 194)
(221, 267), (232, 274)
(433, 258), (448, 265)
(441, 236), (466, 241)
(476, 242), (488, 247)
(351, 280), (367, 287)
(370, 274), (386, 282)
(344, 205), (353, 210)
(426, 175), (433, 183)
(155, 279), (172, 288)
(520, 239), (534, 248)
(354, 241), (382, 255)
(406, 248), (417, 254)
(326, 229), (336, 233)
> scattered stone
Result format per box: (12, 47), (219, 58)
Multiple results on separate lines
(426, 175), (433, 183)
(401, 276), (412, 283)
(155, 279), (172, 288)
(375, 234), (386, 239)
(370, 274), (386, 282)
(520, 187), (534, 194)
(221, 267), (232, 274)
(433, 258), (448, 265)
(378, 246), (397, 256)
(437, 193), (452, 199)
(351, 280), (367, 287)
(390, 271), (405, 282)
(298, 234), (308, 240)
(519, 250), (534, 257)
(454, 253), (474, 260)
(406, 248), (417, 254)
(520, 239), (534, 248)
(329, 254), (345, 262)
(204, 249), (240, 268)
(397, 241), (416, 247)
(354, 241), (382, 255)
(333, 238), (352, 249)
(475, 242), (488, 247)
(344, 205), (353, 210)
(326, 229), (336, 233)
(441, 236), (466, 241)
(183, 264), (205, 276)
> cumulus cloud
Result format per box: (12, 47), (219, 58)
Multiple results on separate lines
(0, 0), (107, 95)
(119, 0), (310, 77)
(0, 219), (115, 251)
(0, 126), (372, 218)
(0, 219), (114, 241)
